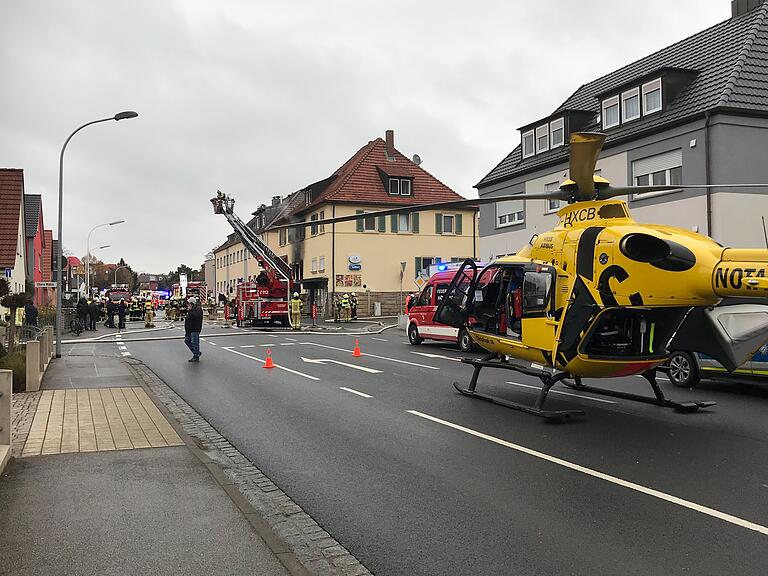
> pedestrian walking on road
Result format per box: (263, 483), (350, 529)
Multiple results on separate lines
(88, 299), (98, 331)
(290, 292), (302, 330)
(185, 297), (203, 362)
(117, 299), (127, 330)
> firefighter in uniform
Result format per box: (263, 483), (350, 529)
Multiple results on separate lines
(144, 299), (155, 328)
(350, 292), (358, 320)
(290, 292), (302, 330)
(341, 293), (351, 322)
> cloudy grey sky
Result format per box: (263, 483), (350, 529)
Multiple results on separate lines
(1, 0), (729, 272)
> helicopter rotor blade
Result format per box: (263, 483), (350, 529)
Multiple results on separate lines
(597, 183), (768, 200)
(267, 190), (569, 231)
(568, 132), (606, 200)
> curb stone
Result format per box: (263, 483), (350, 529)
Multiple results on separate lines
(125, 359), (373, 576)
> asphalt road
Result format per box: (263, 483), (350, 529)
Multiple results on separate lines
(109, 319), (768, 575)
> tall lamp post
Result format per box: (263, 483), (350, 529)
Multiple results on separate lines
(55, 111), (138, 358)
(86, 220), (124, 294)
(114, 264), (130, 287)
(87, 244), (110, 293)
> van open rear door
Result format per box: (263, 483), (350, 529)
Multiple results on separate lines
(434, 259), (478, 328)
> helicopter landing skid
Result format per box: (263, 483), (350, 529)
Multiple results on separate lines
(561, 372), (716, 413)
(454, 356), (584, 422)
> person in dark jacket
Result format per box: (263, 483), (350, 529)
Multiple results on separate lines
(106, 300), (116, 328)
(117, 299), (127, 329)
(77, 297), (88, 327)
(24, 301), (39, 327)
(184, 297), (204, 362)
(88, 299), (98, 331)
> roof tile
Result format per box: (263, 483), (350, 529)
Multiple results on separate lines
(0, 169), (24, 269)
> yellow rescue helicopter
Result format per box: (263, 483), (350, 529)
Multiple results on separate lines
(267, 132), (768, 420)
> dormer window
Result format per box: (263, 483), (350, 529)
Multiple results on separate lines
(535, 125), (549, 153)
(304, 190), (312, 206)
(522, 130), (535, 158)
(388, 177), (412, 196)
(602, 96), (619, 129)
(642, 78), (662, 114)
(549, 118), (564, 148)
(622, 87), (640, 122)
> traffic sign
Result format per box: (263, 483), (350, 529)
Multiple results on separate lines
(413, 275), (427, 290)
(35, 282), (56, 288)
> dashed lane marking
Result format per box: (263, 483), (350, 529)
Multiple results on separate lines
(222, 347), (320, 381)
(259, 343), (279, 347)
(372, 338), (388, 342)
(301, 342), (439, 370)
(506, 381), (617, 404)
(407, 410), (768, 537)
(209, 342), (217, 346)
(285, 337), (298, 342)
(411, 351), (462, 362)
(280, 343), (296, 346)
(118, 346), (127, 351)
(340, 387), (372, 398)
(120, 351), (131, 357)
(239, 345), (255, 348)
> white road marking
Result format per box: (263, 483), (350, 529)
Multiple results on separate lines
(506, 381), (616, 404)
(372, 338), (388, 342)
(634, 374), (670, 382)
(222, 347), (320, 381)
(280, 343), (296, 346)
(200, 338), (207, 342)
(411, 351), (462, 362)
(300, 357), (382, 374)
(302, 342), (439, 370)
(340, 387), (372, 398)
(259, 343), (279, 347)
(118, 346), (127, 351)
(407, 410), (768, 537)
(209, 342), (217, 346)
(120, 351), (131, 357)
(285, 337), (298, 342)
(239, 345), (255, 348)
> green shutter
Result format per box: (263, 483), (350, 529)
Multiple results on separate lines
(412, 212), (419, 233)
(415, 257), (423, 278)
(435, 213), (443, 234)
(391, 214), (398, 233)
(378, 215), (386, 232)
(356, 210), (364, 232)
(455, 214), (462, 235)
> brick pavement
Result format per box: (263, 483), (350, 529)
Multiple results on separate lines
(11, 392), (41, 457)
(128, 359), (373, 576)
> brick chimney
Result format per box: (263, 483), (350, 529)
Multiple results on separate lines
(271, 195), (281, 207)
(732, 0), (763, 17)
(385, 129), (395, 161)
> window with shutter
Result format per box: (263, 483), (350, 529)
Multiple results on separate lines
(356, 210), (364, 232)
(378, 215), (386, 232)
(412, 212), (419, 234)
(435, 213), (443, 234)
(455, 214), (462, 235)
(391, 214), (398, 232)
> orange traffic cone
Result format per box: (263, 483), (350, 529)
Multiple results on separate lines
(352, 339), (362, 357)
(263, 348), (275, 369)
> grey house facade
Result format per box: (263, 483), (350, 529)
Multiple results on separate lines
(477, 0), (768, 261)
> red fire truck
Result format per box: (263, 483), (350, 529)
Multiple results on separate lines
(211, 191), (293, 327)
(172, 281), (208, 301)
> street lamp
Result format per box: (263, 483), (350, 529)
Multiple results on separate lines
(55, 111), (138, 358)
(86, 220), (125, 293)
(114, 264), (130, 287)
(87, 245), (110, 293)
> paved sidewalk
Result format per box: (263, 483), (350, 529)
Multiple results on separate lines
(0, 345), (291, 576)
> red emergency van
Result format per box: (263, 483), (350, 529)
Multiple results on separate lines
(407, 268), (476, 351)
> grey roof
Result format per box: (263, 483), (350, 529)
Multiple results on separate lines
(478, 3), (768, 188)
(24, 194), (42, 237)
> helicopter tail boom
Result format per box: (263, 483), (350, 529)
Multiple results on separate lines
(713, 249), (768, 297)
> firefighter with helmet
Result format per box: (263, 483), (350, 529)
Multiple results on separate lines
(144, 298), (155, 328)
(341, 293), (351, 322)
(350, 292), (358, 320)
(290, 292), (302, 330)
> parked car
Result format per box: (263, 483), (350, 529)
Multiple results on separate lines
(407, 268), (477, 351)
(665, 344), (768, 388)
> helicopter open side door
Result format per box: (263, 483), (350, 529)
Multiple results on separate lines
(434, 259), (478, 328)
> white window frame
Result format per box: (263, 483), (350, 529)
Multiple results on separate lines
(400, 179), (412, 196)
(398, 213), (411, 233)
(311, 257), (318, 273)
(318, 210), (325, 233)
(631, 149), (682, 200)
(318, 256), (325, 272)
(310, 213), (319, 236)
(363, 213), (377, 232)
(544, 181), (561, 214)
(442, 215), (455, 235)
(602, 96), (620, 129)
(522, 130), (535, 158)
(535, 124), (549, 153)
(642, 78), (662, 115)
(496, 199), (525, 228)
(622, 87), (640, 122)
(388, 179), (400, 195)
(549, 118), (564, 148)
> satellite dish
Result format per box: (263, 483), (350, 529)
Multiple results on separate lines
(412, 154), (422, 166)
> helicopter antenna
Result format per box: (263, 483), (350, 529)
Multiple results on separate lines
(762, 216), (768, 249)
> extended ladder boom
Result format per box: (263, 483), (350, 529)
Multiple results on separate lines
(211, 191), (293, 284)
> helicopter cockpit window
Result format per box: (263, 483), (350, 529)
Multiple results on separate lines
(523, 272), (553, 314)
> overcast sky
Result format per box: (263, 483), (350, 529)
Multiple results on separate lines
(1, 0), (729, 273)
